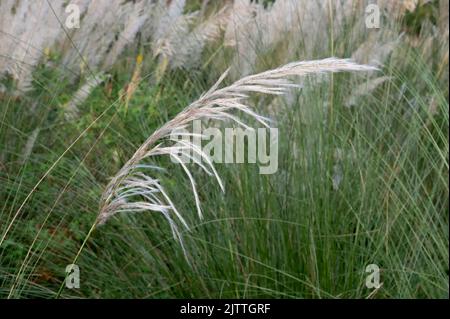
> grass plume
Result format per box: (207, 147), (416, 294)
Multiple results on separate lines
(98, 58), (377, 248)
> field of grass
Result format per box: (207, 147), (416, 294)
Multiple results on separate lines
(0, 0), (448, 299)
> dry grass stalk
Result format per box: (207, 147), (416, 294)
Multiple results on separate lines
(97, 58), (377, 249)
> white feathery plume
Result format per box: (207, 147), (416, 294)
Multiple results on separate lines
(223, 0), (346, 77)
(21, 128), (40, 164)
(98, 58), (377, 249)
(63, 73), (107, 121)
(222, 0), (404, 79)
(151, 3), (231, 72)
(0, 0), (73, 91)
(345, 76), (391, 107)
(0, 0), (414, 94)
(152, 11), (199, 61)
(61, 0), (137, 73)
(351, 33), (401, 66)
(167, 6), (231, 69)
(152, 0), (187, 43)
(102, 1), (149, 70)
(439, 0), (449, 37)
